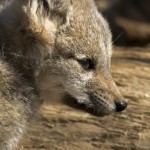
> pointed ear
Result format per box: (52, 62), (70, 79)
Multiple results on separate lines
(21, 0), (72, 25)
(49, 0), (72, 24)
(1, 0), (73, 69)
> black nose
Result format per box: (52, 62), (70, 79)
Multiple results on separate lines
(115, 101), (127, 112)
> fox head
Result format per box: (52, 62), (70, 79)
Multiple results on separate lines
(1, 0), (127, 115)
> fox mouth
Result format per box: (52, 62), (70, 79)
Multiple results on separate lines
(63, 94), (113, 116)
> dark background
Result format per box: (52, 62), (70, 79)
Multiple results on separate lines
(95, 0), (150, 46)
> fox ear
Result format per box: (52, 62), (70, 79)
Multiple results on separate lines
(49, 0), (72, 22)
(22, 0), (72, 25)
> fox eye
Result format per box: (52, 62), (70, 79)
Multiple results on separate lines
(77, 58), (95, 70)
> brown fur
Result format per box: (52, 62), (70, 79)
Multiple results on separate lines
(0, 0), (127, 149)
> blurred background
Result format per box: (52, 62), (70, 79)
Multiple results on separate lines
(1, 0), (148, 150)
(95, 0), (150, 46)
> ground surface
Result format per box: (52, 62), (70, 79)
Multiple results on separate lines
(20, 46), (150, 150)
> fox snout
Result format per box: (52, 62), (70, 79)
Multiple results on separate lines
(88, 92), (127, 115)
(86, 76), (128, 115)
